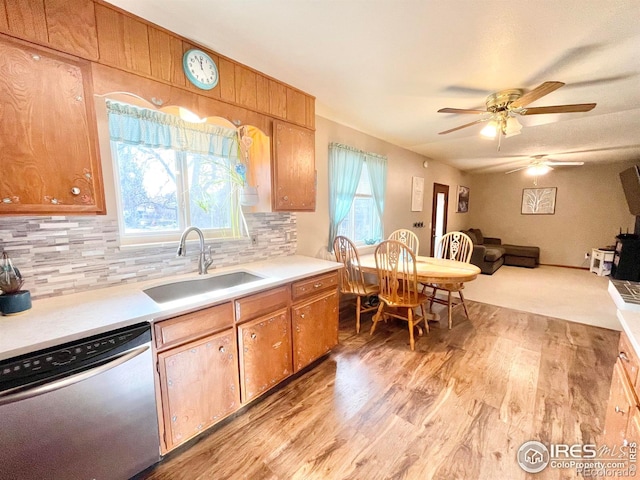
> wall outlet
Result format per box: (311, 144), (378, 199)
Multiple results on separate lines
(251, 234), (258, 246)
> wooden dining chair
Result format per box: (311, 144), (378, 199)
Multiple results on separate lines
(370, 240), (430, 350)
(333, 236), (380, 334)
(388, 229), (419, 255)
(428, 231), (474, 329)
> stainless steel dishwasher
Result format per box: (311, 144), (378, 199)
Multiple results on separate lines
(0, 322), (160, 480)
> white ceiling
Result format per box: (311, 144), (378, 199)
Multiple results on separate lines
(106, 0), (640, 173)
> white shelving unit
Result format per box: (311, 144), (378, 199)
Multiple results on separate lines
(590, 248), (615, 276)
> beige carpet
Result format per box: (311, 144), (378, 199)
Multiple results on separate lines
(454, 265), (620, 331)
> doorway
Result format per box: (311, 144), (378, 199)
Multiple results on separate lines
(430, 183), (449, 256)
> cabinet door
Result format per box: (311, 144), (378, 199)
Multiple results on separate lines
(272, 120), (316, 211)
(292, 289), (339, 372)
(157, 329), (240, 451)
(238, 308), (292, 403)
(625, 406), (640, 448)
(603, 360), (636, 447)
(0, 35), (105, 214)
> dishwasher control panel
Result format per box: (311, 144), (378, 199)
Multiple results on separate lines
(0, 323), (150, 389)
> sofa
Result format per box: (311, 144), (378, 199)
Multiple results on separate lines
(461, 228), (540, 275)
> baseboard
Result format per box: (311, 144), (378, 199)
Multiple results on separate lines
(539, 263), (589, 270)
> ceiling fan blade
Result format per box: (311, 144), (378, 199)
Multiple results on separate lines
(505, 166), (529, 174)
(437, 107), (486, 114)
(522, 103), (596, 115)
(546, 161), (585, 166)
(510, 81), (565, 108)
(438, 118), (487, 135)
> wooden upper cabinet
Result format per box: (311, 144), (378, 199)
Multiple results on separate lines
(256, 74), (270, 114)
(305, 95), (315, 129)
(95, 3), (151, 75)
(0, 35), (105, 214)
(235, 65), (257, 110)
(272, 120), (316, 211)
(147, 27), (185, 86)
(286, 88), (306, 126)
(2, 0), (48, 44)
(269, 80), (287, 119)
(44, 0), (99, 59)
(218, 57), (236, 103)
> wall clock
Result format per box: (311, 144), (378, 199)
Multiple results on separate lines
(183, 49), (219, 90)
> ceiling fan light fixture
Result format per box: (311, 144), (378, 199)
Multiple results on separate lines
(480, 120), (498, 138)
(526, 164), (552, 176)
(504, 116), (523, 137)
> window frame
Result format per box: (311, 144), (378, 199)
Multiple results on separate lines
(337, 163), (381, 247)
(110, 140), (239, 247)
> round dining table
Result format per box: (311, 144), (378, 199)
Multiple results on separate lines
(357, 254), (481, 284)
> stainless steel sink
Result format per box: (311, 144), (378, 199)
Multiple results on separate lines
(143, 271), (265, 303)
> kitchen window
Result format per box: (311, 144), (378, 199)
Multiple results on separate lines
(107, 100), (245, 245)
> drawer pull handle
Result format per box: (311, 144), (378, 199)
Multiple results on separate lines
(620, 352), (630, 362)
(300, 313), (305, 319)
(615, 406), (626, 415)
(314, 283), (322, 288)
(219, 346), (226, 353)
(251, 333), (257, 340)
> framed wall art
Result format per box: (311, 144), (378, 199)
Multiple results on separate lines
(456, 185), (469, 213)
(411, 176), (424, 211)
(521, 187), (557, 215)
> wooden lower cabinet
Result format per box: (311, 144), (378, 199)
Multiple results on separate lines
(603, 331), (640, 450)
(154, 271), (340, 453)
(157, 328), (240, 452)
(603, 359), (636, 446)
(292, 289), (339, 372)
(238, 308), (292, 403)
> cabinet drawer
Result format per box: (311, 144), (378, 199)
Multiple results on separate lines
(235, 285), (290, 323)
(155, 302), (234, 351)
(619, 331), (640, 388)
(291, 272), (338, 301)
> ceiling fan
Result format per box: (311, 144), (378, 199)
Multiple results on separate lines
(437, 81), (596, 138)
(505, 155), (584, 176)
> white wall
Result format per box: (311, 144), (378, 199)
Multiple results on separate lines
(297, 116), (470, 259)
(466, 161), (638, 266)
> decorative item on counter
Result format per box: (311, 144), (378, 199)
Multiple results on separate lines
(237, 126), (260, 207)
(0, 252), (31, 315)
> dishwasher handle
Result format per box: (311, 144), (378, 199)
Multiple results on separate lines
(0, 345), (150, 407)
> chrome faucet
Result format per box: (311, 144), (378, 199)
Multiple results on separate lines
(177, 227), (213, 275)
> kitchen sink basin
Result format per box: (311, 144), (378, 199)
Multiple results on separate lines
(143, 271), (265, 304)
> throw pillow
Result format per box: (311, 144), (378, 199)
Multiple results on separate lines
(464, 230), (478, 245)
(471, 228), (484, 245)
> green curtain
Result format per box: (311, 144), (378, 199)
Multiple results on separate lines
(328, 143), (387, 251)
(365, 152), (387, 242)
(328, 143), (365, 251)
(106, 100), (239, 158)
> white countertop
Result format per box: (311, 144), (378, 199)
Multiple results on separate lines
(0, 255), (341, 361)
(609, 279), (640, 356)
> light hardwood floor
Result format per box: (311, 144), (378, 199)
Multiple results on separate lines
(140, 301), (619, 480)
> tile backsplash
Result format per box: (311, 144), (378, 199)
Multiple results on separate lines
(0, 213), (296, 299)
